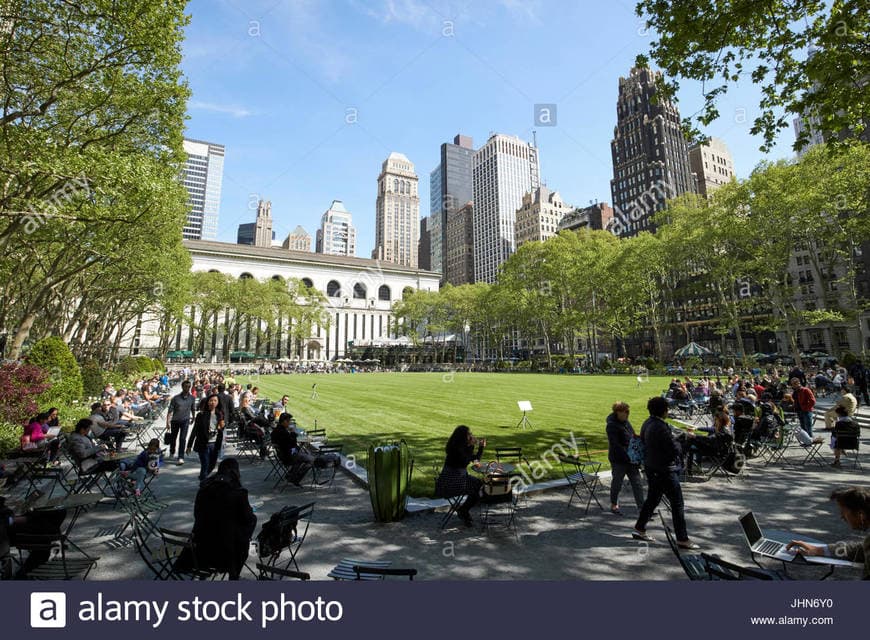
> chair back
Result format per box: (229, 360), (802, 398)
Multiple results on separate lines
(352, 565), (417, 580)
(658, 513), (708, 580)
(494, 447), (527, 466)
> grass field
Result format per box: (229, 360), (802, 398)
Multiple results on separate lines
(250, 372), (672, 497)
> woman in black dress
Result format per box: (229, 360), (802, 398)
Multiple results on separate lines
(435, 425), (486, 525)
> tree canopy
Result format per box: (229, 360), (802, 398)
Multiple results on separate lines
(635, 0), (869, 152)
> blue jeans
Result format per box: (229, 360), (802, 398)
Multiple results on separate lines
(197, 443), (219, 481)
(635, 469), (688, 541)
(797, 410), (814, 436)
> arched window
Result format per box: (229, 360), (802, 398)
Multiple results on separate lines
(301, 278), (314, 289)
(208, 269), (220, 273)
(378, 285), (391, 301)
(240, 272), (254, 280)
(353, 283), (366, 299)
(271, 275), (283, 282)
(326, 280), (341, 297)
(393, 178), (399, 192)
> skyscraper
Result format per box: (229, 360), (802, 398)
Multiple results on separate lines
(373, 152), (420, 267)
(472, 133), (540, 283)
(418, 217), (432, 271)
(181, 138), (224, 240)
(445, 201), (474, 285)
(514, 186), (571, 248)
(430, 134), (474, 277)
(609, 67), (695, 237)
(316, 200), (356, 256)
(237, 200), (273, 247)
(688, 137), (735, 197)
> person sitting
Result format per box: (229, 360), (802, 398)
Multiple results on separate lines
(270, 413), (314, 486)
(830, 406), (860, 468)
(179, 458), (257, 580)
(824, 391), (858, 431)
(786, 486), (870, 579)
(686, 412), (733, 472)
(435, 425), (485, 526)
(119, 438), (163, 497)
(21, 412), (60, 462)
(238, 393), (268, 459)
(88, 401), (127, 451)
(67, 419), (121, 474)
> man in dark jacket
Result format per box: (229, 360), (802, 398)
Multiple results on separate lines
(849, 361), (869, 406)
(187, 458), (256, 580)
(605, 402), (645, 514)
(632, 396), (699, 549)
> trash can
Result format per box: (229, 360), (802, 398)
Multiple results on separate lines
(367, 441), (414, 522)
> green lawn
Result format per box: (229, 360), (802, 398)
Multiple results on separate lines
(250, 372), (671, 497)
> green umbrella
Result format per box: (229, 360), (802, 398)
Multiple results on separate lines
(674, 342), (713, 357)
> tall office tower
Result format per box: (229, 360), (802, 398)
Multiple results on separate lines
(471, 133), (540, 283)
(282, 225), (312, 252)
(609, 67), (695, 237)
(445, 201), (474, 285)
(514, 186), (571, 248)
(316, 200), (357, 256)
(253, 200), (273, 247)
(430, 134), (474, 277)
(688, 137), (735, 197)
(373, 152), (420, 267)
(181, 138), (224, 240)
(418, 217), (432, 271)
(237, 223), (255, 245)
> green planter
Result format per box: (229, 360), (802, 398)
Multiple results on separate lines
(367, 441), (414, 522)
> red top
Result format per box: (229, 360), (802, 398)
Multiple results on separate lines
(794, 386), (816, 412)
(23, 420), (47, 442)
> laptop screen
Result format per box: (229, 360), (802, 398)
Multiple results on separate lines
(739, 512), (762, 545)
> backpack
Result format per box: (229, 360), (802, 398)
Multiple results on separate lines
(256, 507), (299, 558)
(627, 435), (645, 465)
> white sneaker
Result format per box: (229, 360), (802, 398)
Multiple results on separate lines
(176, 457), (184, 465)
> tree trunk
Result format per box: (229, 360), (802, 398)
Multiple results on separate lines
(8, 311), (38, 360)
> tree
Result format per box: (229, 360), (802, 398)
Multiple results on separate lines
(26, 336), (83, 406)
(0, 1), (190, 359)
(636, 0), (869, 152)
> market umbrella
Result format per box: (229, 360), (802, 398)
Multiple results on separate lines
(808, 351), (829, 358)
(674, 342), (713, 358)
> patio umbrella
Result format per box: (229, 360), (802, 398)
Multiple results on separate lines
(808, 351), (829, 358)
(674, 342), (713, 357)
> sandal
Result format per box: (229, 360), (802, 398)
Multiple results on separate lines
(610, 507), (623, 516)
(632, 530), (656, 542)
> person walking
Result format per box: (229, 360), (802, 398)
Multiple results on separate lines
(605, 402), (645, 515)
(187, 394), (224, 482)
(632, 396), (699, 549)
(166, 380), (196, 465)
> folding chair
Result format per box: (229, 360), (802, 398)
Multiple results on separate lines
(494, 447), (530, 468)
(758, 426), (795, 466)
(256, 502), (314, 574)
(263, 449), (291, 487)
(480, 472), (520, 538)
(793, 438), (827, 467)
(352, 564), (416, 580)
(12, 532), (100, 580)
(659, 512), (708, 580)
(558, 453), (603, 515)
(835, 435), (861, 470)
(306, 428), (327, 445)
(701, 553), (787, 580)
(439, 494), (467, 530)
(311, 443), (343, 487)
(130, 508), (210, 580)
(327, 558), (392, 580)
(256, 564), (310, 580)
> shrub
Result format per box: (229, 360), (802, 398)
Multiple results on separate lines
(26, 336), (84, 407)
(80, 359), (105, 398)
(0, 421), (21, 458)
(151, 358), (165, 372)
(841, 351), (857, 368)
(645, 358), (659, 371)
(115, 356), (140, 377)
(0, 362), (51, 426)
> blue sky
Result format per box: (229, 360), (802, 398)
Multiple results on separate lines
(182, 0), (796, 251)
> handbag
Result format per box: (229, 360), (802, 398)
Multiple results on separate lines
(627, 435), (645, 465)
(162, 432), (172, 446)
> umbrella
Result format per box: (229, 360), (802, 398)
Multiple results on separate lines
(751, 353), (768, 360)
(808, 351), (829, 358)
(674, 342), (713, 357)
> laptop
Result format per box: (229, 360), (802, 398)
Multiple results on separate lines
(46, 427), (61, 438)
(739, 511), (797, 561)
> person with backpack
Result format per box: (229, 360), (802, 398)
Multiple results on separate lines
(632, 396), (699, 549)
(605, 401), (645, 515)
(178, 458), (256, 580)
(270, 413), (314, 486)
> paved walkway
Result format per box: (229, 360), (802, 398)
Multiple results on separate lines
(7, 394), (868, 580)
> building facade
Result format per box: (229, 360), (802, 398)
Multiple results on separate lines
(418, 217), (432, 271)
(514, 186), (571, 248)
(445, 201), (474, 285)
(429, 134), (474, 277)
(132, 240), (439, 362)
(609, 67), (695, 237)
(181, 138), (224, 241)
(282, 225), (312, 252)
(472, 133), (540, 283)
(373, 152), (420, 267)
(316, 200), (356, 257)
(558, 202), (614, 233)
(688, 137), (735, 197)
